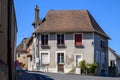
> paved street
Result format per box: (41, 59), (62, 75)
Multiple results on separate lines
(17, 71), (120, 80)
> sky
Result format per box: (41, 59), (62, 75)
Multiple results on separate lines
(14, 0), (120, 54)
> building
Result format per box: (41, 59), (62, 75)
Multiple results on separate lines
(108, 47), (120, 77)
(0, 0), (17, 80)
(16, 38), (29, 70)
(27, 36), (34, 71)
(29, 6), (110, 76)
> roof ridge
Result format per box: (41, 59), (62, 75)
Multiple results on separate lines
(87, 11), (110, 39)
(85, 10), (95, 32)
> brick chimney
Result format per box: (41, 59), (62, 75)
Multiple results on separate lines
(32, 5), (40, 30)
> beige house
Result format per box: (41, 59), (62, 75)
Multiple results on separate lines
(16, 38), (29, 70)
(0, 0), (17, 80)
(29, 6), (110, 76)
(108, 47), (120, 77)
(27, 36), (34, 71)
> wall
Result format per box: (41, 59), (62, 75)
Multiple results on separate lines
(94, 33), (108, 76)
(0, 0), (9, 80)
(36, 32), (94, 73)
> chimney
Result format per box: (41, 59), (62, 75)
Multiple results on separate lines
(35, 5), (39, 21)
(32, 5), (40, 30)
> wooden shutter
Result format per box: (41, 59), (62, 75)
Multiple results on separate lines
(46, 35), (48, 45)
(75, 34), (82, 45)
(41, 53), (49, 65)
(61, 34), (64, 45)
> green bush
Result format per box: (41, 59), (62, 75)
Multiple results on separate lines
(87, 63), (98, 75)
(79, 60), (98, 75)
(79, 60), (88, 74)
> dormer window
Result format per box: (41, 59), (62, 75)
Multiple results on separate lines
(75, 34), (82, 46)
(57, 34), (64, 46)
(41, 34), (48, 46)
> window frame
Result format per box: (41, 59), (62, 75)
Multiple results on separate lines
(40, 51), (50, 66)
(74, 33), (83, 46)
(57, 33), (65, 46)
(100, 39), (106, 49)
(41, 34), (49, 46)
(18, 52), (21, 57)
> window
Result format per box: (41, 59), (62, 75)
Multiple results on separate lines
(100, 40), (106, 48)
(75, 34), (82, 46)
(57, 53), (64, 64)
(18, 53), (20, 57)
(41, 34), (48, 46)
(41, 53), (49, 65)
(23, 57), (26, 59)
(110, 60), (115, 68)
(57, 34), (64, 46)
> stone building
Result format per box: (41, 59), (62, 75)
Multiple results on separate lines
(28, 6), (110, 76)
(0, 0), (17, 80)
(16, 38), (29, 70)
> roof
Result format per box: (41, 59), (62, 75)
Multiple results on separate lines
(109, 47), (120, 59)
(16, 38), (30, 52)
(34, 10), (110, 39)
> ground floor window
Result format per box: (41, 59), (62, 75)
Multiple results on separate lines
(57, 53), (64, 64)
(41, 53), (49, 65)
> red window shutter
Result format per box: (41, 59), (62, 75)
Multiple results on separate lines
(75, 34), (82, 45)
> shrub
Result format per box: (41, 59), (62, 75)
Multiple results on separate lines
(87, 63), (98, 75)
(79, 60), (98, 75)
(79, 60), (88, 74)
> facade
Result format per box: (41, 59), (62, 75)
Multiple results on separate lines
(108, 47), (120, 77)
(29, 6), (110, 76)
(0, 0), (17, 80)
(27, 36), (34, 71)
(16, 38), (29, 70)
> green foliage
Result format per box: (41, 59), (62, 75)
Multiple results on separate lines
(79, 60), (98, 75)
(79, 60), (88, 74)
(87, 63), (98, 74)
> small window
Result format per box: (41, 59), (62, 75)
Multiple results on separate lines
(41, 53), (49, 65)
(75, 34), (82, 46)
(110, 60), (115, 67)
(100, 40), (106, 48)
(41, 34), (48, 46)
(57, 34), (64, 46)
(23, 57), (26, 59)
(57, 53), (64, 64)
(18, 53), (20, 57)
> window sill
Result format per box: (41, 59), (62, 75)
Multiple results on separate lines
(41, 45), (50, 49)
(57, 44), (66, 48)
(75, 44), (84, 48)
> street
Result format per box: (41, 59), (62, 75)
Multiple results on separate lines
(17, 71), (120, 80)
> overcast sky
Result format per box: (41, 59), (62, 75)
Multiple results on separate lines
(14, 0), (120, 54)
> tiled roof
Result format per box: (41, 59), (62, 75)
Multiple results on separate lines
(34, 10), (109, 39)
(109, 47), (120, 59)
(16, 38), (30, 52)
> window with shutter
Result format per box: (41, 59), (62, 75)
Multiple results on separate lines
(41, 34), (48, 46)
(75, 34), (82, 46)
(41, 53), (49, 65)
(57, 34), (64, 46)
